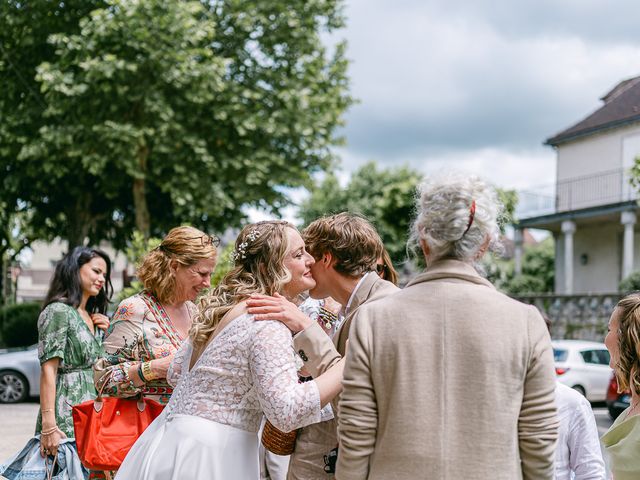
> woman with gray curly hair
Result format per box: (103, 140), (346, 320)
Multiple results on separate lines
(337, 173), (559, 480)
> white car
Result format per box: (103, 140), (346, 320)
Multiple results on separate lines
(0, 345), (40, 403)
(552, 340), (612, 402)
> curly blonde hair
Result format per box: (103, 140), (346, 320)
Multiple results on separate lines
(189, 221), (294, 351)
(137, 226), (218, 304)
(613, 293), (640, 397)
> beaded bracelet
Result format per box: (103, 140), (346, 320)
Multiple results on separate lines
(319, 307), (339, 330)
(137, 363), (147, 383)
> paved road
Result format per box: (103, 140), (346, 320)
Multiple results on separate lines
(0, 400), (39, 462)
(0, 402), (616, 475)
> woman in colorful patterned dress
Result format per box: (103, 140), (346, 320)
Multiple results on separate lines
(37, 247), (113, 465)
(94, 226), (217, 406)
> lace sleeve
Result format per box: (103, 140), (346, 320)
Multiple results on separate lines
(249, 320), (321, 433)
(167, 342), (191, 387)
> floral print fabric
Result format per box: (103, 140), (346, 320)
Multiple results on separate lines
(36, 302), (103, 437)
(94, 292), (194, 405)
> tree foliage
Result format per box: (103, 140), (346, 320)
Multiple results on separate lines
(619, 270), (640, 293)
(486, 236), (555, 295)
(299, 162), (422, 265)
(299, 162), (521, 268)
(0, 302), (41, 348)
(497, 188), (518, 232)
(1, 0), (352, 249)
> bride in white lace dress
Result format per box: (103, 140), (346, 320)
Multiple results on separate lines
(115, 221), (345, 480)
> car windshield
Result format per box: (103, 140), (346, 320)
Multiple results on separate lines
(553, 349), (568, 362)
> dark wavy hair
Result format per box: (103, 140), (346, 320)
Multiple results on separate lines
(42, 246), (113, 314)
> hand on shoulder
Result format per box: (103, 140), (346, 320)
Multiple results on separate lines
(246, 293), (312, 333)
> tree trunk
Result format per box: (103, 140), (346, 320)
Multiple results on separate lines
(0, 252), (6, 307)
(66, 218), (91, 249)
(65, 193), (92, 249)
(133, 139), (151, 239)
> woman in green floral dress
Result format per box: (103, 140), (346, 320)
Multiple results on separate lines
(37, 246), (113, 475)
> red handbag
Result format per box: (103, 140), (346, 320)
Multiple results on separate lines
(72, 379), (164, 471)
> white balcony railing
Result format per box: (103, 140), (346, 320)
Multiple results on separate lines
(516, 168), (638, 220)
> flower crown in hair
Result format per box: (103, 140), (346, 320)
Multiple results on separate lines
(230, 228), (262, 262)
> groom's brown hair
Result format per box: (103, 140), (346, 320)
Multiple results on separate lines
(302, 212), (384, 278)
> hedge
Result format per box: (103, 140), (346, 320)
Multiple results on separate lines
(1, 302), (41, 348)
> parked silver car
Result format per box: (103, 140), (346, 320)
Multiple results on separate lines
(0, 345), (40, 403)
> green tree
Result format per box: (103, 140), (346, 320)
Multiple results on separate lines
(211, 243), (235, 288)
(487, 236), (555, 295)
(619, 270), (640, 293)
(300, 163), (521, 266)
(299, 162), (423, 264)
(497, 188), (518, 232)
(0, 208), (37, 305)
(2, 0), (352, 248)
(0, 1), (110, 252)
(115, 230), (161, 303)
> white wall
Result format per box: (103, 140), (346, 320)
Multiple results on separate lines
(555, 123), (640, 211)
(555, 223), (621, 293)
(557, 123), (640, 179)
(573, 224), (621, 293)
(557, 129), (625, 181)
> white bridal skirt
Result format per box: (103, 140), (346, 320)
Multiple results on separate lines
(115, 412), (259, 480)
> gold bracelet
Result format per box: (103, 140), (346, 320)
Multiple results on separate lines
(142, 361), (156, 381)
(40, 426), (59, 436)
(41, 408), (54, 413)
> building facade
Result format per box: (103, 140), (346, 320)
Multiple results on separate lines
(517, 76), (640, 294)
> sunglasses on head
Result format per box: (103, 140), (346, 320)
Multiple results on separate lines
(190, 234), (220, 248)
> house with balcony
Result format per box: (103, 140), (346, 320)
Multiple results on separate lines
(516, 75), (640, 295)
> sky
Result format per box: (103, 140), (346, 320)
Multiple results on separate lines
(332, 0), (640, 192)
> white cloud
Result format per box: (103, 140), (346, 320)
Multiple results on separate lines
(335, 0), (640, 190)
(255, 0), (640, 223)
(336, 145), (556, 190)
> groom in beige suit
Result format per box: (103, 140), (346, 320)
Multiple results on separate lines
(248, 212), (399, 479)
